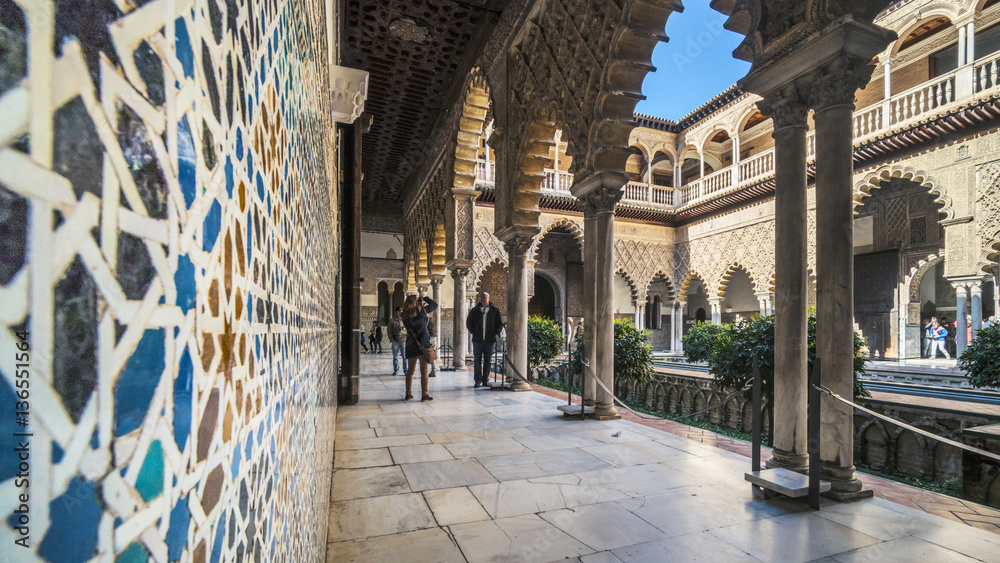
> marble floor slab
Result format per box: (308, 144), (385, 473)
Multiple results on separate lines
(327, 359), (1000, 562)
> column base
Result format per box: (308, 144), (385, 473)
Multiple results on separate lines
(593, 405), (621, 420)
(765, 449), (809, 473)
(820, 462), (871, 501)
(511, 380), (533, 392)
(452, 365), (468, 371)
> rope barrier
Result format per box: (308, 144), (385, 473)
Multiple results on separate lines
(813, 383), (1000, 464)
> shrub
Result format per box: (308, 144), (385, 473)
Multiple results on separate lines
(962, 325), (1000, 389)
(613, 318), (656, 392)
(708, 314), (869, 403)
(682, 322), (728, 363)
(527, 316), (565, 371)
(569, 319), (656, 393)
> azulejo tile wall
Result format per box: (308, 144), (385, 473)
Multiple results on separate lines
(0, 0), (339, 560)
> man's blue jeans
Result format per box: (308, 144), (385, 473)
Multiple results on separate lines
(392, 341), (407, 374)
(472, 340), (495, 384)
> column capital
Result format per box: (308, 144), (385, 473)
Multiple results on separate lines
(707, 296), (725, 305)
(450, 186), (480, 200)
(449, 264), (470, 279)
(502, 236), (534, 257)
(429, 274), (445, 286)
(580, 189), (621, 216)
(756, 86), (809, 131)
(801, 54), (877, 112)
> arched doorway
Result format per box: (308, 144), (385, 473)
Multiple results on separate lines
(529, 274), (557, 319)
(377, 281), (390, 326)
(645, 274), (673, 350)
(392, 282), (404, 316)
(720, 267), (758, 323)
(683, 276), (709, 333)
(853, 176), (945, 359)
(533, 223), (582, 332)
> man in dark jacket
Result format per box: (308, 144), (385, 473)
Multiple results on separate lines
(466, 291), (505, 388)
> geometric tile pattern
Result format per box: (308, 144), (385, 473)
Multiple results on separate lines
(0, 1), (337, 560)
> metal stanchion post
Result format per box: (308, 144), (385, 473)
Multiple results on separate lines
(752, 355), (762, 473)
(808, 358), (821, 509)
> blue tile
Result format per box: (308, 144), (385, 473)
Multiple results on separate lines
(203, 199), (222, 252)
(175, 253), (195, 312)
(174, 349), (193, 451)
(174, 18), (194, 79)
(166, 497), (190, 560)
(178, 116), (196, 207)
(37, 478), (100, 562)
(114, 329), (165, 437)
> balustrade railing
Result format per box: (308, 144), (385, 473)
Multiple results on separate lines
(889, 70), (956, 127)
(474, 159), (494, 184)
(975, 51), (1000, 93)
(621, 181), (674, 207)
(542, 168), (573, 192)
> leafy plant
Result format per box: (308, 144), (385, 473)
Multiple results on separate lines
(527, 315), (565, 371)
(613, 318), (656, 392)
(707, 314), (870, 404)
(682, 322), (728, 363)
(962, 324), (1000, 389)
(569, 319), (655, 392)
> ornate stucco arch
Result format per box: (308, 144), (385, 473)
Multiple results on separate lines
(641, 267), (676, 303)
(854, 165), (955, 220)
(490, 0), (684, 234)
(719, 262), (761, 297)
(529, 217), (585, 261)
(975, 160), (1000, 273)
(614, 267), (641, 303)
(470, 226), (507, 291)
(678, 270), (707, 301)
(452, 70), (492, 194)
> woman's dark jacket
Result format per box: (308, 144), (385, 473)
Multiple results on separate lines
(403, 297), (438, 359)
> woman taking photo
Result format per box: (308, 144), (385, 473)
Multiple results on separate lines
(401, 294), (438, 401)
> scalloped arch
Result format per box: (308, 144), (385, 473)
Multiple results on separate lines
(529, 217), (584, 260)
(678, 270), (706, 301)
(854, 166), (954, 220)
(614, 267), (641, 303)
(718, 263), (760, 297)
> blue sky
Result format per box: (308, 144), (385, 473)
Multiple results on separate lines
(634, 0), (752, 121)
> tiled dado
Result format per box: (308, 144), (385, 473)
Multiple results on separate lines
(0, 0), (338, 561)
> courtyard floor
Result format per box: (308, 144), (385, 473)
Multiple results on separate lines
(326, 356), (1000, 562)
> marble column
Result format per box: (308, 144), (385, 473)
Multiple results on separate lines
(758, 89), (810, 471)
(635, 299), (647, 328)
(955, 283), (968, 355)
(505, 236), (533, 391)
(971, 281), (983, 341)
(450, 268), (469, 369)
(429, 276), (443, 375)
(809, 55), (879, 500)
(674, 302), (686, 353)
(584, 190), (621, 419)
(708, 297), (723, 324)
(583, 210), (597, 406)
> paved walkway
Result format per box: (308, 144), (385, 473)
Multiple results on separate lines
(530, 386), (1000, 535)
(327, 357), (1000, 562)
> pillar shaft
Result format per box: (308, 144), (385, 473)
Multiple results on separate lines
(451, 269), (468, 369)
(593, 203), (618, 418)
(760, 90), (810, 471)
(971, 283), (983, 341)
(811, 63), (871, 497)
(583, 211), (597, 406)
(955, 284), (969, 354)
(505, 237), (533, 391)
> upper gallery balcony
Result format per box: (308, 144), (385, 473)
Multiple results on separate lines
(473, 49), (1000, 214)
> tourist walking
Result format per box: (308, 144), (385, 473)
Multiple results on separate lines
(388, 307), (408, 375)
(466, 291), (504, 388)
(922, 317), (936, 358)
(359, 323), (368, 353)
(929, 320), (950, 359)
(402, 295), (438, 401)
(371, 320), (383, 354)
(984, 315), (996, 330)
